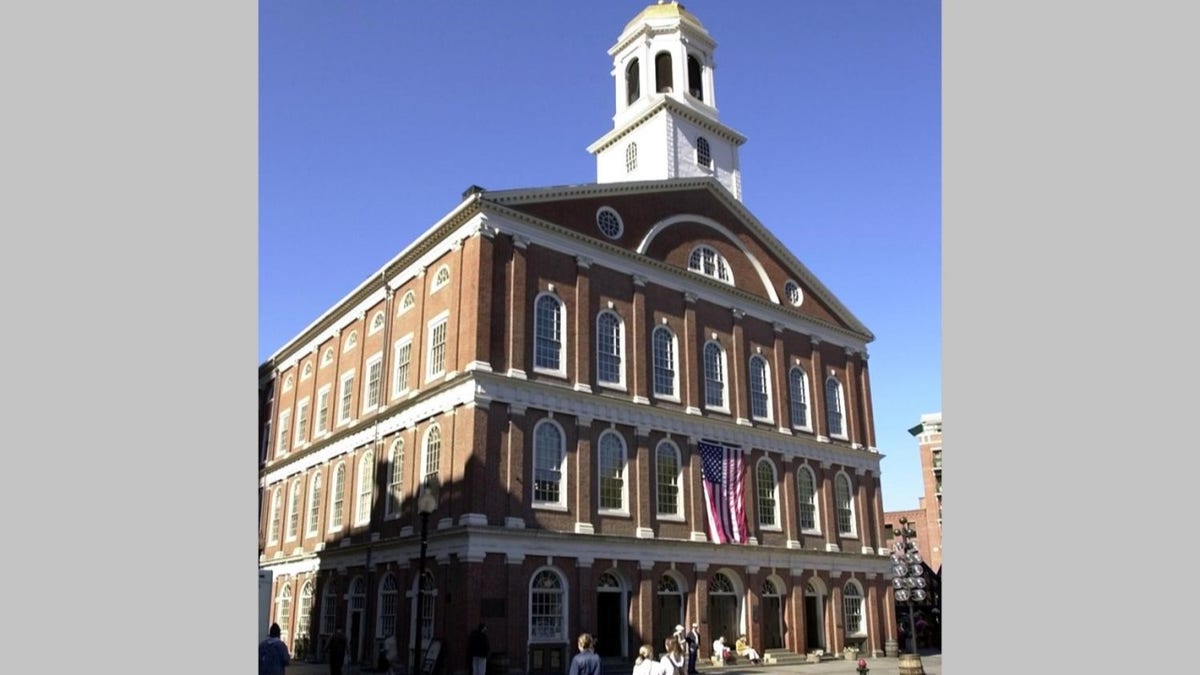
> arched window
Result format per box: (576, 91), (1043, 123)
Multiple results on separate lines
(533, 420), (566, 507)
(597, 430), (628, 512)
(285, 480), (302, 540)
(302, 361), (313, 378)
(703, 341), (727, 409)
(626, 58), (640, 105)
(321, 348), (334, 366)
(749, 355), (772, 421)
(355, 451), (374, 525)
(797, 466), (819, 532)
(710, 572), (734, 594)
(529, 569), (566, 642)
(321, 582), (338, 634)
(398, 290), (415, 315)
(825, 377), (846, 437)
(687, 54), (703, 99)
(329, 463), (346, 532)
(431, 265), (451, 292)
(369, 311), (385, 335)
(756, 459), (779, 528)
(835, 473), (855, 536)
(268, 487), (283, 543)
(625, 142), (638, 172)
(422, 425), (441, 484)
(306, 472), (322, 536)
(843, 581), (865, 635)
(377, 574), (398, 638)
(416, 571), (436, 645)
(789, 366), (810, 430)
(343, 331), (357, 353)
(655, 51), (673, 93)
(655, 440), (682, 517)
(696, 136), (712, 169)
(297, 582), (314, 647)
(276, 584), (293, 637)
(688, 245), (732, 284)
(534, 293), (565, 374)
(596, 310), (624, 387)
(652, 326), (677, 398)
(283, 374), (294, 391)
(386, 440), (404, 518)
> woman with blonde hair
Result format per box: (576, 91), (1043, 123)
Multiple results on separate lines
(633, 644), (667, 675)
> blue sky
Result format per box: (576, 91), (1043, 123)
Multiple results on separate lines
(260, 0), (941, 513)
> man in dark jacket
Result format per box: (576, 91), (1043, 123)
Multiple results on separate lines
(327, 628), (347, 675)
(468, 623), (490, 675)
(260, 623), (292, 675)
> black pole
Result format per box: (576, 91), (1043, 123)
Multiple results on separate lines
(906, 599), (917, 654)
(416, 511), (430, 675)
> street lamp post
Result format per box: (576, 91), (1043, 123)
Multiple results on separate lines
(414, 477), (439, 675)
(891, 518), (928, 656)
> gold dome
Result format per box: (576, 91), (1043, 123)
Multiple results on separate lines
(622, 1), (707, 35)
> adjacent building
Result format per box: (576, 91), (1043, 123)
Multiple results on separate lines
(259, 3), (899, 673)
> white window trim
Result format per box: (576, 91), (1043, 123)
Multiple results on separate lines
(425, 311), (450, 382)
(532, 419), (568, 511)
(267, 487), (282, 543)
(703, 341), (730, 414)
(789, 366), (813, 433)
(798, 465), (821, 535)
(398, 290), (416, 315)
(343, 331), (358, 353)
(368, 310), (386, 336)
(385, 440), (404, 520)
(283, 374), (294, 392)
(430, 265), (451, 293)
(835, 471), (858, 538)
(321, 348), (334, 367)
(687, 244), (734, 285)
(756, 459), (782, 531)
(651, 326), (681, 403)
(595, 309), (626, 392)
(532, 292), (567, 379)
(337, 370), (356, 426)
(420, 424), (441, 483)
(285, 480), (301, 542)
(295, 397), (310, 446)
(301, 362), (313, 380)
(843, 581), (867, 636)
(277, 410), (291, 457)
(306, 472), (322, 536)
(784, 279), (804, 307)
(391, 334), (414, 398)
(327, 462), (346, 534)
(695, 136), (713, 171)
(826, 376), (849, 441)
(316, 385), (332, 436)
(362, 352), (384, 413)
(354, 452), (374, 526)
(749, 354), (774, 423)
(528, 567), (569, 644)
(655, 440), (684, 520)
(596, 430), (630, 517)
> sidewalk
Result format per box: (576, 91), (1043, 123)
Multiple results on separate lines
(284, 653), (941, 675)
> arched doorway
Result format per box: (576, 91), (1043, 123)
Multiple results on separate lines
(655, 574), (685, 649)
(761, 578), (784, 650)
(596, 571), (627, 658)
(804, 581), (826, 653)
(408, 570), (436, 671)
(706, 572), (738, 649)
(345, 577), (366, 665)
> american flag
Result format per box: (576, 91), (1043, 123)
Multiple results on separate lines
(698, 440), (746, 544)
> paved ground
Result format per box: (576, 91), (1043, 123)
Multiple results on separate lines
(284, 652), (942, 675)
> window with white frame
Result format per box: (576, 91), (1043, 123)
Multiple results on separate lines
(843, 581), (865, 635)
(533, 420), (565, 507)
(756, 459), (779, 528)
(533, 293), (565, 374)
(316, 386), (331, 435)
(597, 207), (623, 240)
(749, 354), (772, 421)
(386, 440), (403, 518)
(301, 362), (313, 379)
(687, 245), (732, 284)
(427, 314), (448, 380)
(297, 582), (314, 644)
(275, 585), (292, 638)
(825, 376), (846, 438)
(835, 473), (856, 536)
(343, 331), (357, 352)
(655, 440), (682, 518)
(422, 425), (441, 484)
(784, 280), (803, 307)
(306, 472), (322, 536)
(651, 326), (677, 399)
(431, 265), (451, 292)
(267, 487), (282, 543)
(377, 574), (398, 638)
(797, 465), (819, 532)
(417, 571), (435, 644)
(392, 336), (413, 396)
(283, 374), (294, 392)
(703, 341), (727, 409)
(369, 311), (385, 335)
(789, 366), (810, 430)
(321, 348), (334, 367)
(363, 354), (383, 411)
(355, 451), (374, 525)
(529, 569), (566, 642)
(295, 399), (310, 445)
(321, 584), (337, 634)
(696, 136), (712, 169)
(597, 430), (627, 513)
(338, 372), (355, 425)
(625, 142), (637, 172)
(277, 410), (291, 456)
(595, 310), (624, 388)
(398, 290), (415, 315)
(329, 463), (346, 532)
(285, 480), (301, 541)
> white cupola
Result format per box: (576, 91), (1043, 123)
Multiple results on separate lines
(587, 1), (747, 200)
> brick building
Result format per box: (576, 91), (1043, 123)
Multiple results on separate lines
(884, 413), (942, 573)
(259, 3), (898, 673)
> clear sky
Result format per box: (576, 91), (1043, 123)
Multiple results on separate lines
(260, 0), (941, 513)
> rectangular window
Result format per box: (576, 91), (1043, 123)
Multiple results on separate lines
(277, 411), (291, 456)
(338, 372), (355, 424)
(393, 336), (413, 396)
(656, 451), (679, 516)
(295, 400), (310, 444)
(652, 330), (675, 397)
(316, 387), (330, 435)
(364, 355), (383, 410)
(427, 315), (448, 379)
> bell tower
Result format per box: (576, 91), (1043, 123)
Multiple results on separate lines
(587, 1), (746, 200)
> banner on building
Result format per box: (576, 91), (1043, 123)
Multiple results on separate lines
(698, 439), (746, 544)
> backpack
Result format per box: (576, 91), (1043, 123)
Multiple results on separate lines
(259, 639), (277, 675)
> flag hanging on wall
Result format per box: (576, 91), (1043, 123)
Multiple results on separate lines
(698, 439), (747, 544)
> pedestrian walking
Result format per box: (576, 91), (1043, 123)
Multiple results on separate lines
(326, 628), (348, 675)
(259, 623), (292, 675)
(685, 624), (700, 674)
(568, 633), (602, 675)
(469, 623), (490, 675)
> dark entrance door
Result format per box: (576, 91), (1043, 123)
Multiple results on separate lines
(763, 596), (783, 649)
(596, 592), (622, 657)
(349, 612), (363, 664)
(655, 593), (681, 649)
(804, 595), (822, 652)
(707, 596), (737, 651)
